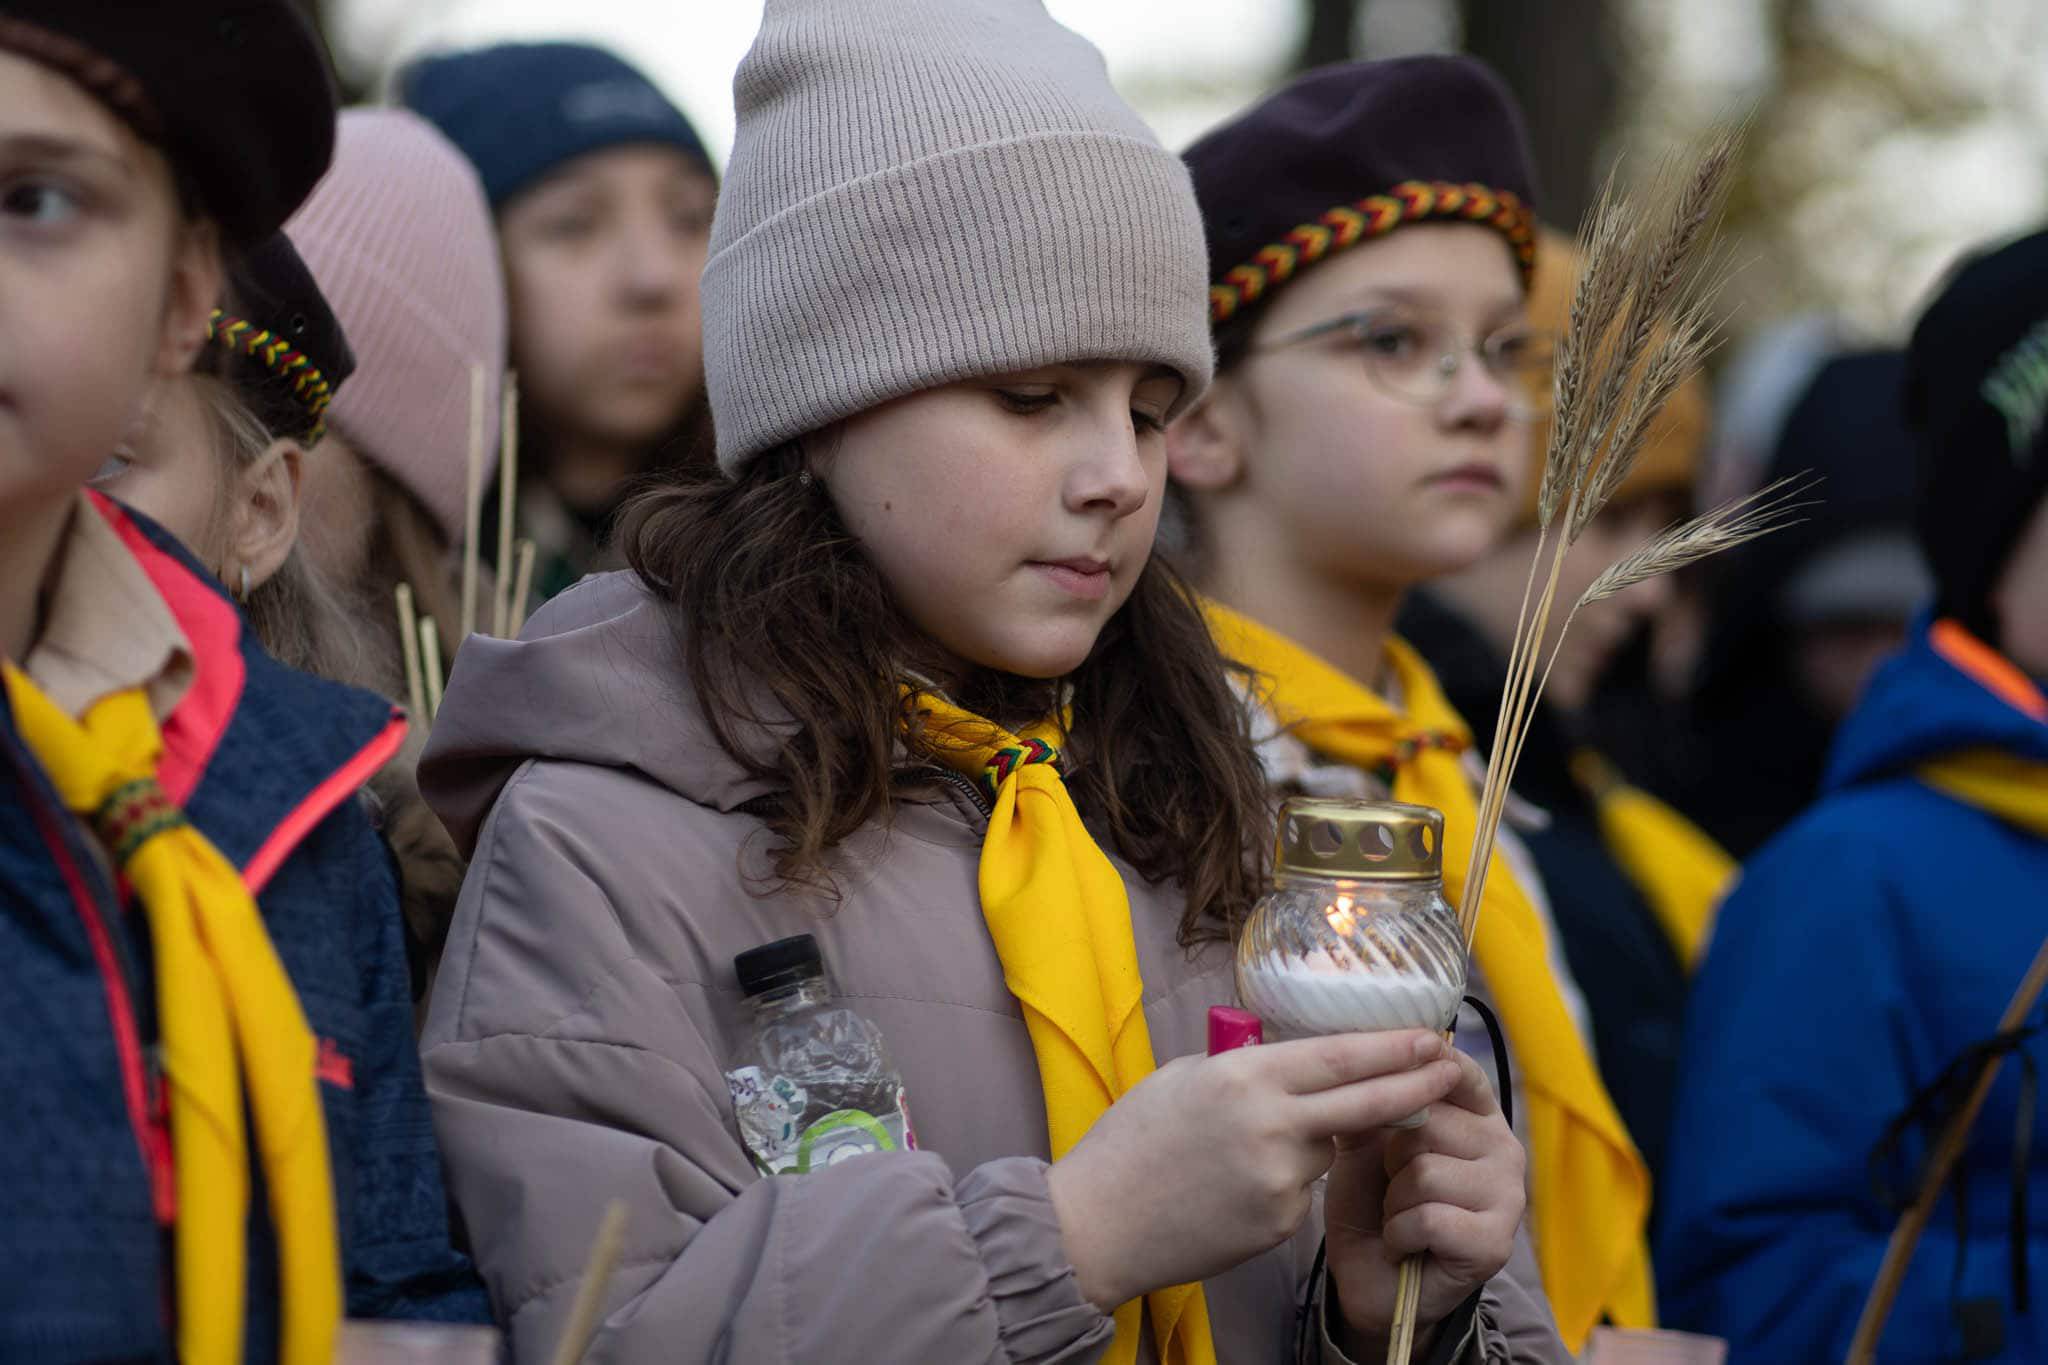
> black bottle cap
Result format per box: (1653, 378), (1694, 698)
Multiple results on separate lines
(734, 934), (824, 997)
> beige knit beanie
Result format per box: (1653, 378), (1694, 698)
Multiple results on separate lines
(286, 108), (507, 541)
(704, 0), (1213, 473)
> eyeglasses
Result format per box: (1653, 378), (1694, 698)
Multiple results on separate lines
(1252, 307), (1555, 421)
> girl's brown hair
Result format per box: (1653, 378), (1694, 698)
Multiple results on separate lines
(623, 440), (1273, 945)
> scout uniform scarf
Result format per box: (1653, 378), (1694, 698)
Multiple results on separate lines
(1569, 749), (1735, 971)
(910, 688), (1217, 1365)
(3, 663), (341, 1365)
(1203, 600), (1655, 1348)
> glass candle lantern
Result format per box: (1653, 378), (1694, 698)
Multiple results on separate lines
(1235, 798), (1468, 1040)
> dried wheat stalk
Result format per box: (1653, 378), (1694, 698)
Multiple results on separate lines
(1577, 476), (1815, 609)
(1386, 123), (1782, 1365)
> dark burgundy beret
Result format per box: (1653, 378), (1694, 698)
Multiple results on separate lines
(0, 1), (336, 246)
(208, 231), (355, 442)
(1185, 55), (1539, 347)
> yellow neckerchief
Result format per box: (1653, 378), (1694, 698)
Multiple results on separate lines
(1918, 749), (2048, 836)
(909, 689), (1217, 1365)
(1202, 601), (1654, 1349)
(1569, 749), (1735, 971)
(4, 664), (340, 1365)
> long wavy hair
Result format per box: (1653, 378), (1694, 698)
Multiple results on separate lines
(623, 439), (1272, 945)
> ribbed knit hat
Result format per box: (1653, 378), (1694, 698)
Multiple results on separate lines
(703, 0), (1213, 473)
(286, 109), (507, 542)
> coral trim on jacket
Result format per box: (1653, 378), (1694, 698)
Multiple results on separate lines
(1930, 618), (2048, 722)
(242, 711), (406, 897)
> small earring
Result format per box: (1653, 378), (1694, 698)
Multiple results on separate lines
(797, 468), (815, 489)
(236, 565), (251, 602)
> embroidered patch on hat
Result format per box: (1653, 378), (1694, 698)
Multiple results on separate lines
(563, 78), (674, 127)
(1981, 316), (2048, 468)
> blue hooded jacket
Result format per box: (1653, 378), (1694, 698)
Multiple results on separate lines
(0, 497), (488, 1360)
(1657, 617), (2048, 1362)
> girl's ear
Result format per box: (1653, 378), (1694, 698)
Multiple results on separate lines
(232, 438), (305, 591)
(156, 219), (224, 376)
(1165, 385), (1249, 493)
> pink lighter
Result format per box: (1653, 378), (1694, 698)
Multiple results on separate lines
(1207, 1005), (1264, 1055)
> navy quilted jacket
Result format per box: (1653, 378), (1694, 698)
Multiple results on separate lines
(0, 497), (487, 1360)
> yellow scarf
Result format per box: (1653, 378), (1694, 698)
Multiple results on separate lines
(1202, 602), (1654, 1349)
(4, 664), (341, 1365)
(1918, 749), (2048, 837)
(911, 691), (1216, 1365)
(1569, 749), (1735, 971)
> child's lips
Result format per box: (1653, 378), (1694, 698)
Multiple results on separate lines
(1425, 463), (1506, 492)
(1030, 557), (1113, 600)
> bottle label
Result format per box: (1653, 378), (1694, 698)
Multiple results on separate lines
(727, 1066), (917, 1175)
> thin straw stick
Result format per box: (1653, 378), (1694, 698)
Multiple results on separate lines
(394, 584), (427, 724)
(1386, 127), (1749, 1365)
(509, 538), (538, 637)
(493, 371), (520, 638)
(1846, 934), (2048, 1364)
(548, 1200), (629, 1365)
(460, 363), (485, 642)
(419, 617), (444, 722)
(1386, 1262), (1424, 1364)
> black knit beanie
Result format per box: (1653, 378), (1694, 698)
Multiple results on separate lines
(1905, 227), (2048, 642)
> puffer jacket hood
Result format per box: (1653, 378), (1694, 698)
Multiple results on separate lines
(420, 571), (776, 857)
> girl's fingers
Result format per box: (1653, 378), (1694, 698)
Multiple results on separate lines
(1380, 1199), (1519, 1267)
(1253, 1030), (1447, 1096)
(1433, 1049), (1501, 1117)
(1294, 1057), (1463, 1135)
(1382, 1149), (1519, 1218)
(1384, 1098), (1515, 1164)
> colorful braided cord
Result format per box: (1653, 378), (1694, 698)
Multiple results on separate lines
(1209, 179), (1536, 325)
(206, 309), (335, 439)
(982, 735), (1061, 799)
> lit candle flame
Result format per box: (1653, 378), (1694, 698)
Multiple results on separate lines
(1325, 894), (1356, 939)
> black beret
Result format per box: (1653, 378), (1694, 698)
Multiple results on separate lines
(1185, 55), (1539, 350)
(207, 231), (355, 443)
(1905, 226), (2048, 638)
(0, 1), (337, 246)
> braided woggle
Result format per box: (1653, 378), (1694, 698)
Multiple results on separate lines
(93, 776), (190, 866)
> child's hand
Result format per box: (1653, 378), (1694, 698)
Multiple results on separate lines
(1323, 1049), (1525, 1355)
(1047, 1030), (1461, 1312)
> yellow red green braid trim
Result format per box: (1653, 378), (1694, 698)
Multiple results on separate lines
(1209, 179), (1536, 326)
(981, 736), (1061, 800)
(206, 308), (335, 441)
(92, 777), (190, 866)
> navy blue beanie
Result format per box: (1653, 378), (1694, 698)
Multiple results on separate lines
(400, 42), (712, 209)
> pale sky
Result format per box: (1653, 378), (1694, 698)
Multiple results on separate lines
(330, 0), (1303, 162)
(329, 0), (2048, 337)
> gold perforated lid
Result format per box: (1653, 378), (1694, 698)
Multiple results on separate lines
(1273, 798), (1444, 881)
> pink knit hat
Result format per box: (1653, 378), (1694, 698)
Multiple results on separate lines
(286, 108), (507, 542)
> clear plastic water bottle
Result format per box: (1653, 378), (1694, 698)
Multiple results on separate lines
(725, 934), (917, 1175)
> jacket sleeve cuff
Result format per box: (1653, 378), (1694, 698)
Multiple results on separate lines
(956, 1156), (1116, 1361)
(1315, 1276), (1484, 1365)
